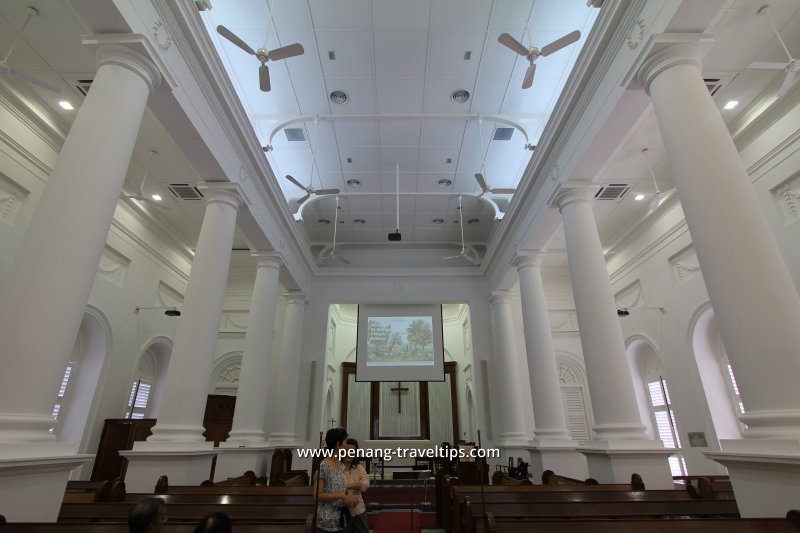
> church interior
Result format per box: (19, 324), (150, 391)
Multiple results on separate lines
(1, 0), (800, 529)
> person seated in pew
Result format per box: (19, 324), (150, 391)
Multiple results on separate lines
(128, 497), (167, 533)
(194, 512), (232, 533)
(314, 427), (360, 533)
(342, 438), (370, 533)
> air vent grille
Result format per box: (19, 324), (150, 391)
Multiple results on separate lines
(493, 127), (515, 141)
(285, 128), (306, 142)
(595, 183), (630, 201)
(167, 183), (204, 200)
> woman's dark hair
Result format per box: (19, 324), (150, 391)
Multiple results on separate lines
(345, 437), (361, 467)
(193, 512), (231, 533)
(128, 497), (165, 533)
(324, 427), (348, 450)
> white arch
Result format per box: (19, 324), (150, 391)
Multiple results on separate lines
(554, 351), (594, 443)
(133, 336), (173, 418)
(625, 335), (663, 439)
(212, 351), (243, 396)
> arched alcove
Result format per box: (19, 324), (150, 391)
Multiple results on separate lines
(690, 304), (742, 441)
(625, 335), (661, 439)
(131, 337), (173, 418)
(211, 351), (243, 396)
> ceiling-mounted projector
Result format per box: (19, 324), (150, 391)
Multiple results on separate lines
(388, 231), (401, 241)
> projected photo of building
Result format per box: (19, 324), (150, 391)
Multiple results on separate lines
(366, 316), (434, 366)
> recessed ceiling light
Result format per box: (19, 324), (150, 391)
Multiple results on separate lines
(346, 157), (353, 164)
(634, 193), (645, 201)
(328, 50), (336, 60)
(346, 178), (361, 188)
(58, 101), (74, 110)
(432, 218), (444, 224)
(353, 218), (366, 224)
(318, 218), (331, 225)
(463, 51), (472, 60)
(438, 178), (452, 187)
(330, 90), (349, 105)
(723, 100), (738, 110)
(151, 194), (162, 201)
(467, 218), (479, 224)
(446, 158), (452, 164)
(451, 89), (470, 103)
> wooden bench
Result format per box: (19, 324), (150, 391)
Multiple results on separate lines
(463, 498), (740, 533)
(154, 485), (313, 495)
(687, 477), (735, 500)
(58, 502), (313, 524)
(484, 514), (800, 533)
(120, 493), (313, 505)
(1, 523), (312, 533)
(64, 481), (106, 493)
(201, 470), (257, 487)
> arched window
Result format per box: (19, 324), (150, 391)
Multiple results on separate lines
(556, 355), (592, 444)
(211, 352), (243, 396)
(646, 374), (686, 476)
(718, 340), (745, 416)
(126, 351), (156, 419)
(50, 331), (82, 434)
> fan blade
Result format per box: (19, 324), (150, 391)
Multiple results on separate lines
(747, 61), (788, 70)
(522, 62), (536, 89)
(540, 30), (581, 57)
(269, 43), (304, 61)
(778, 69), (797, 98)
(259, 64), (271, 92)
(474, 173), (489, 193)
(216, 25), (256, 55)
(285, 174), (310, 191)
(13, 70), (61, 93)
(498, 33), (530, 57)
(295, 192), (312, 204)
(647, 192), (663, 214)
(490, 188), (516, 194)
(314, 188), (341, 195)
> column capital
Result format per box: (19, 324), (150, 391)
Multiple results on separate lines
(251, 251), (283, 271)
(636, 43), (704, 95)
(282, 292), (308, 305)
(94, 44), (161, 95)
(489, 290), (515, 306)
(554, 186), (594, 212)
(198, 184), (244, 211)
(514, 251), (547, 270)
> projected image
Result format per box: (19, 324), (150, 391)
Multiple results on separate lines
(366, 316), (434, 366)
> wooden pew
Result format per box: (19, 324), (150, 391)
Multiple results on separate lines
(201, 470), (257, 487)
(64, 481), (106, 493)
(687, 477), (735, 500)
(463, 497), (740, 533)
(1, 523), (312, 533)
(58, 502), (313, 524)
(119, 493), (312, 505)
(154, 485), (313, 495)
(484, 514), (800, 533)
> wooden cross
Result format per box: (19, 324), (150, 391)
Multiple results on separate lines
(390, 382), (409, 413)
(329, 417), (336, 428)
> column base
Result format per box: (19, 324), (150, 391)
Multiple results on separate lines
(527, 441), (587, 481)
(706, 438), (800, 517)
(267, 433), (301, 448)
(0, 444), (93, 521)
(214, 443), (273, 480)
(121, 441), (217, 493)
(577, 443), (675, 489)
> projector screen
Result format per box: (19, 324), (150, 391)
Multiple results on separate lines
(356, 304), (445, 382)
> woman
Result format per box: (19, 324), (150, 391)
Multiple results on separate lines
(315, 427), (360, 533)
(342, 438), (370, 533)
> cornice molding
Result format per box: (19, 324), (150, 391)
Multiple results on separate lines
(732, 74), (800, 152)
(608, 215), (690, 285)
(0, 85), (65, 162)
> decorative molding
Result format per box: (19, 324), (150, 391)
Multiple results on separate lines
(627, 18), (646, 50)
(212, 352), (243, 391)
(615, 280), (644, 309)
(548, 308), (578, 332)
(156, 280), (183, 308)
(151, 19), (173, 51)
(558, 361), (581, 384)
(0, 173), (29, 226)
(770, 172), (800, 225)
(0, 83), (67, 155)
(608, 216), (689, 284)
(97, 245), (131, 287)
(221, 310), (249, 332)
(669, 244), (701, 284)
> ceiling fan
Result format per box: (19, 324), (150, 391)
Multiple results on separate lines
(216, 25), (304, 92)
(473, 118), (516, 196)
(319, 196), (350, 266)
(123, 150), (169, 210)
(746, 6), (800, 98)
(642, 148), (675, 216)
(285, 175), (340, 204)
(0, 7), (61, 93)
(498, 28), (581, 89)
(442, 195), (481, 265)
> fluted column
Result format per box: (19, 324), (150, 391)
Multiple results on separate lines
(142, 186), (242, 445)
(488, 291), (531, 448)
(0, 45), (161, 445)
(637, 44), (800, 442)
(514, 253), (572, 444)
(556, 188), (649, 444)
(268, 292), (307, 447)
(227, 254), (282, 443)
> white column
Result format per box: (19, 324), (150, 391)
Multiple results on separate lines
(0, 45), (160, 445)
(488, 291), (531, 449)
(514, 253), (572, 443)
(638, 43), (800, 516)
(556, 188), (672, 488)
(0, 44), (159, 521)
(216, 253), (282, 479)
(268, 292), (307, 447)
(144, 186), (242, 443)
(637, 44), (800, 442)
